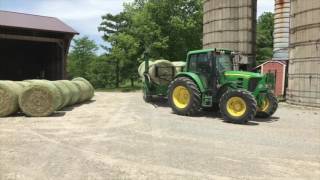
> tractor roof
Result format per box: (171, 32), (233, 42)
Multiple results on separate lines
(187, 48), (232, 55)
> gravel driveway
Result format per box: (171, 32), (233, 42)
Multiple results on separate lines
(0, 92), (319, 180)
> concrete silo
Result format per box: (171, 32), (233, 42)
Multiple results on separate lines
(273, 0), (291, 60)
(203, 0), (257, 69)
(287, 0), (320, 107)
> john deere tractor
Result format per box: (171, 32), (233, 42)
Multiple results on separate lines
(167, 49), (278, 124)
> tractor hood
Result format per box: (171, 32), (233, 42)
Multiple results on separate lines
(223, 71), (263, 79)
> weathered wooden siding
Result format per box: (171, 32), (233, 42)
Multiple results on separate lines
(287, 0), (320, 107)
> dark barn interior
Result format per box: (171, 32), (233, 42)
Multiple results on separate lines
(0, 11), (78, 81)
(0, 39), (63, 80)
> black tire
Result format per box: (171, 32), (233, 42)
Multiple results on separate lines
(168, 77), (201, 116)
(256, 93), (278, 118)
(219, 89), (257, 124)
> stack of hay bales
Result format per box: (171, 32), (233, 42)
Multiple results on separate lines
(138, 59), (177, 85)
(0, 78), (94, 117)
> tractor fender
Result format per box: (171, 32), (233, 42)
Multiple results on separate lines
(175, 72), (206, 93)
(216, 83), (238, 100)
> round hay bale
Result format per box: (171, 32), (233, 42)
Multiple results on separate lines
(60, 80), (80, 106)
(19, 80), (63, 117)
(16, 81), (31, 88)
(53, 81), (72, 109)
(138, 61), (155, 78)
(0, 81), (24, 117)
(72, 81), (91, 103)
(172, 61), (186, 73)
(148, 60), (176, 85)
(72, 77), (94, 99)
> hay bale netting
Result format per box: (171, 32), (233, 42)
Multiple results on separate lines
(172, 61), (186, 73)
(71, 81), (92, 103)
(72, 77), (94, 99)
(19, 80), (63, 117)
(0, 81), (24, 117)
(52, 81), (72, 109)
(60, 80), (81, 106)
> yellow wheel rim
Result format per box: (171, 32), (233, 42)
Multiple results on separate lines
(226, 97), (247, 117)
(172, 86), (190, 109)
(260, 98), (270, 112)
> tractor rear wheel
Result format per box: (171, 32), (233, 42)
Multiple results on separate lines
(256, 93), (278, 118)
(168, 77), (201, 116)
(219, 90), (257, 124)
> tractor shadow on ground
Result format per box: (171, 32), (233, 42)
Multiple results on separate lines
(147, 99), (279, 126)
(252, 116), (280, 123)
(200, 110), (279, 126)
(149, 98), (170, 108)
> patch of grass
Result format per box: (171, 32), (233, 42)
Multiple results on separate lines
(96, 81), (143, 92)
(96, 86), (142, 92)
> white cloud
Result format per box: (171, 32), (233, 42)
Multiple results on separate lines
(28, 0), (132, 36)
(35, 0), (129, 21)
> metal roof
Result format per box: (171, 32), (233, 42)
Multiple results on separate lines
(0, 10), (78, 34)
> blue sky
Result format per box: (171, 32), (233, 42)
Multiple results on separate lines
(0, 0), (273, 54)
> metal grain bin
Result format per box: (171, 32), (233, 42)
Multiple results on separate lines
(203, 0), (257, 68)
(273, 0), (291, 60)
(287, 0), (320, 107)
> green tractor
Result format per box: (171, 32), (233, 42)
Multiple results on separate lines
(143, 48), (278, 124)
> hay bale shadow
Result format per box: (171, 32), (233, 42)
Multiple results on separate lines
(62, 100), (96, 111)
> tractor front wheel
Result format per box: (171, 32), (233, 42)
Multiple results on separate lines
(256, 93), (278, 118)
(168, 77), (201, 116)
(219, 90), (257, 124)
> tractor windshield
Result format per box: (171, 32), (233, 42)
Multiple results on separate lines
(216, 54), (233, 72)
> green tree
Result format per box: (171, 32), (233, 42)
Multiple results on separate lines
(256, 12), (274, 64)
(68, 36), (98, 79)
(87, 55), (116, 89)
(98, 0), (203, 86)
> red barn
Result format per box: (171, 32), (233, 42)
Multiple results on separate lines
(256, 61), (287, 97)
(0, 11), (78, 80)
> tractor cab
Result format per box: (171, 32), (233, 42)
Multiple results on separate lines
(186, 49), (234, 91)
(168, 48), (278, 124)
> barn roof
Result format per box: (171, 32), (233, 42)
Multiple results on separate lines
(0, 10), (78, 34)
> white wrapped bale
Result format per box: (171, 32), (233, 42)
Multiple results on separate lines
(172, 61), (186, 73)
(138, 61), (154, 78)
(138, 60), (176, 85)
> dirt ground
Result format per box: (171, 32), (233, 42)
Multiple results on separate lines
(0, 92), (319, 180)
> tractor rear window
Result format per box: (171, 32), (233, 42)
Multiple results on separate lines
(216, 54), (233, 72)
